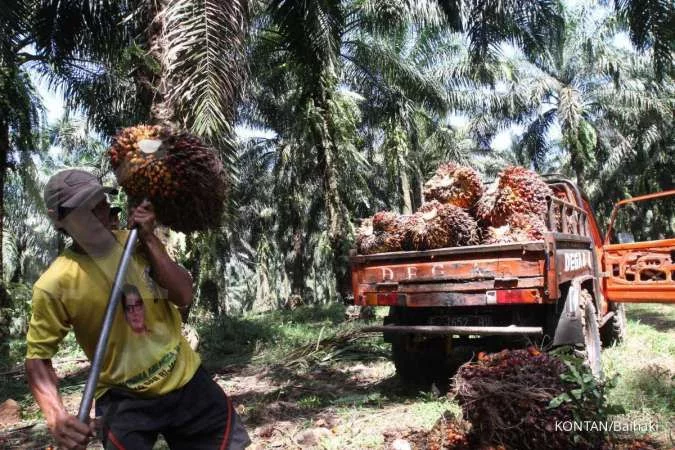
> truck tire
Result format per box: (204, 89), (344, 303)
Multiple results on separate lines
(600, 303), (627, 347)
(391, 337), (420, 383)
(391, 336), (449, 385)
(580, 289), (603, 378)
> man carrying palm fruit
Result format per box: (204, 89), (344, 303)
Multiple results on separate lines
(25, 169), (250, 449)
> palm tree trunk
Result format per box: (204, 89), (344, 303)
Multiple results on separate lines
(0, 122), (9, 365)
(289, 229), (305, 299)
(316, 101), (352, 299)
(0, 122), (8, 303)
(570, 150), (586, 193)
(416, 166), (425, 208)
(148, 0), (173, 124)
(401, 169), (413, 214)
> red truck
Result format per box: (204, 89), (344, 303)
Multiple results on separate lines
(350, 177), (675, 382)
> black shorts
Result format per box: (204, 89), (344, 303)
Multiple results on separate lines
(96, 367), (250, 450)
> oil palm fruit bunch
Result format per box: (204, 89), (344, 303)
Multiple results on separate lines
(478, 166), (552, 226)
(453, 348), (588, 450)
(357, 216), (406, 254)
(356, 219), (386, 254)
(423, 163), (484, 209)
(372, 211), (399, 233)
(483, 213), (547, 244)
(355, 218), (375, 250)
(404, 201), (479, 250)
(474, 178), (499, 225)
(108, 125), (226, 233)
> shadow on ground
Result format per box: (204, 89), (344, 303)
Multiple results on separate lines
(626, 303), (675, 332)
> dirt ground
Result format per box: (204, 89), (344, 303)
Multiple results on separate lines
(0, 358), (449, 449)
(1, 356), (670, 450)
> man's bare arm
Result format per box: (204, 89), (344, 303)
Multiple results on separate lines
(129, 200), (193, 307)
(26, 359), (92, 449)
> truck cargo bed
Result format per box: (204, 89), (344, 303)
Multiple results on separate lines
(351, 240), (550, 308)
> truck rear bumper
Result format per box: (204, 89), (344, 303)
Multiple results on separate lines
(361, 325), (543, 336)
(357, 288), (544, 307)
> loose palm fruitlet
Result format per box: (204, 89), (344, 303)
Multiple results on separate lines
(482, 213), (547, 244)
(404, 201), (480, 250)
(453, 348), (603, 450)
(423, 163), (484, 209)
(475, 166), (552, 227)
(108, 125), (226, 233)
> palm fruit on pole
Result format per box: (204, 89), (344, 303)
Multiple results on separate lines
(108, 125), (226, 233)
(422, 163), (484, 209)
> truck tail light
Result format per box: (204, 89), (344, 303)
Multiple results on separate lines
(487, 289), (542, 304)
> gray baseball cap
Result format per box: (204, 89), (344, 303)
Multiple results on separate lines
(44, 169), (118, 215)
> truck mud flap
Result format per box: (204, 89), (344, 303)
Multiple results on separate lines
(553, 282), (585, 345)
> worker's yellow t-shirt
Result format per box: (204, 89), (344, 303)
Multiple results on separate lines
(26, 231), (201, 398)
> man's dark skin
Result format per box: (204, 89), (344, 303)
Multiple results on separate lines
(26, 199), (192, 449)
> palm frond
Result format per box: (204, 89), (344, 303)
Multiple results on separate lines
(516, 108), (557, 170)
(162, 0), (249, 163)
(615, 0), (674, 79)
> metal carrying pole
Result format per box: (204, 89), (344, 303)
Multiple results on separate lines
(77, 228), (139, 423)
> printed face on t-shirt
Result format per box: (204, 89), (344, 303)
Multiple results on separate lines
(123, 292), (147, 334)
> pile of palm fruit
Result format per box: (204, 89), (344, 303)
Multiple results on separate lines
(452, 347), (578, 449)
(108, 125), (226, 233)
(399, 348), (657, 450)
(356, 164), (552, 254)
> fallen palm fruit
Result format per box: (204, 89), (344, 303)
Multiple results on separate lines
(452, 347), (605, 450)
(423, 163), (484, 209)
(108, 125), (226, 232)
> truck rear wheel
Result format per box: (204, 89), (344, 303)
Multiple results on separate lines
(580, 289), (603, 378)
(391, 336), (449, 385)
(600, 303), (627, 347)
(391, 337), (420, 382)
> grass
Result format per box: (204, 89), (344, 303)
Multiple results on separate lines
(602, 303), (675, 446)
(194, 303), (389, 370)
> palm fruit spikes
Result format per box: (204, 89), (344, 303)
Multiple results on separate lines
(478, 166), (552, 226)
(372, 211), (399, 233)
(423, 163), (484, 209)
(453, 347), (608, 450)
(404, 201), (480, 250)
(108, 125), (226, 233)
(483, 213), (547, 244)
(356, 217), (405, 254)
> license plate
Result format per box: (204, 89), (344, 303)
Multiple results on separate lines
(430, 316), (493, 326)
